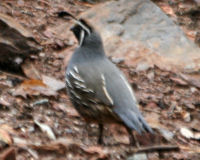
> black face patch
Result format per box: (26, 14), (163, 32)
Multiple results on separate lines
(70, 25), (82, 42)
(70, 19), (94, 45)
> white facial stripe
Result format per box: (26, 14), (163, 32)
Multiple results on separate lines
(101, 74), (114, 105)
(120, 74), (136, 102)
(74, 19), (91, 35)
(79, 30), (85, 46)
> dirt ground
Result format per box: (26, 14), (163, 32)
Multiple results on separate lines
(0, 0), (199, 160)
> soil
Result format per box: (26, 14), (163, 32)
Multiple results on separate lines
(0, 0), (199, 160)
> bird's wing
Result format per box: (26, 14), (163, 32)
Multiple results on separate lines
(66, 63), (113, 107)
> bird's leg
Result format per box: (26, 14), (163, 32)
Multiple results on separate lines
(125, 127), (140, 147)
(98, 124), (104, 145)
(133, 132), (140, 148)
(125, 127), (135, 146)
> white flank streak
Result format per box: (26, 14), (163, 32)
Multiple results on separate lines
(79, 30), (85, 46)
(74, 81), (86, 89)
(82, 88), (94, 93)
(69, 71), (84, 82)
(73, 66), (79, 73)
(120, 74), (136, 102)
(89, 99), (97, 104)
(66, 77), (72, 88)
(82, 102), (88, 106)
(102, 86), (114, 105)
(101, 74), (114, 105)
(101, 74), (105, 81)
(70, 90), (81, 99)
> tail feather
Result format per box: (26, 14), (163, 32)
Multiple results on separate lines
(138, 116), (153, 133)
(114, 109), (153, 134)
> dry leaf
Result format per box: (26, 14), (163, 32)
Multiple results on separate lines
(42, 75), (65, 91)
(180, 127), (200, 140)
(52, 103), (67, 112)
(193, 133), (200, 140)
(0, 124), (15, 134)
(180, 74), (200, 89)
(30, 138), (78, 154)
(179, 145), (200, 153)
(82, 146), (108, 159)
(0, 147), (16, 160)
(180, 127), (194, 139)
(0, 128), (13, 145)
(0, 80), (13, 89)
(170, 77), (188, 86)
(160, 5), (176, 17)
(0, 97), (11, 107)
(26, 148), (39, 159)
(30, 138), (108, 159)
(13, 79), (57, 98)
(181, 111), (191, 122)
(21, 60), (41, 79)
(65, 106), (80, 117)
(0, 124), (15, 146)
(13, 137), (29, 147)
(34, 120), (56, 140)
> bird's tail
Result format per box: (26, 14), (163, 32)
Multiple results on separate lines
(114, 109), (153, 134)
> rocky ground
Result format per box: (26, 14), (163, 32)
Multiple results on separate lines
(0, 0), (199, 160)
(153, 0), (200, 47)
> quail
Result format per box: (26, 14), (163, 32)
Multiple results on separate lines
(59, 12), (153, 145)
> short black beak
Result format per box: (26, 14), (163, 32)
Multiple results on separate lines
(70, 26), (75, 32)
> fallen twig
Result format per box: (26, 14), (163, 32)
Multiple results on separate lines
(0, 71), (26, 81)
(143, 108), (161, 114)
(128, 145), (179, 154)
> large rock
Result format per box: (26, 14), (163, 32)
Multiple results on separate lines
(80, 0), (200, 72)
(0, 13), (41, 72)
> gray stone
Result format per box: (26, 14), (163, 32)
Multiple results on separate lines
(127, 153), (148, 160)
(81, 0), (200, 72)
(158, 128), (174, 141)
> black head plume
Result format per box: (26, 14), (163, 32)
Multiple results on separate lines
(58, 11), (92, 34)
(58, 11), (94, 46)
(58, 11), (77, 21)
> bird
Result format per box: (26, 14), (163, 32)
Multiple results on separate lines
(59, 11), (153, 145)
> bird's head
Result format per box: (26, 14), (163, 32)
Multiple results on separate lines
(58, 11), (103, 48)
(70, 19), (103, 48)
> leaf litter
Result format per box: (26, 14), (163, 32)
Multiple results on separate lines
(0, 0), (199, 160)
